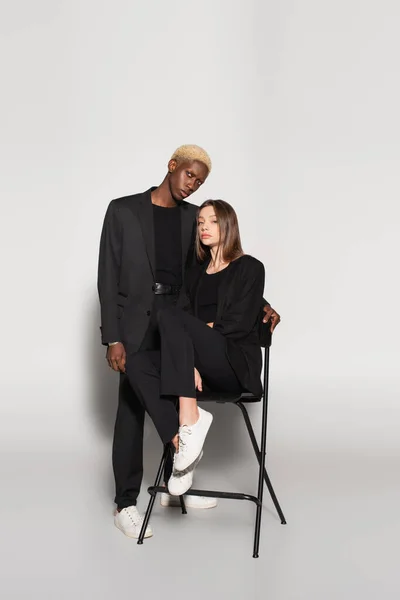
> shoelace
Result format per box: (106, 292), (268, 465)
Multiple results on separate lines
(124, 507), (142, 525)
(178, 426), (192, 456)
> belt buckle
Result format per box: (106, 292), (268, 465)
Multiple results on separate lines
(154, 282), (169, 295)
(154, 282), (180, 295)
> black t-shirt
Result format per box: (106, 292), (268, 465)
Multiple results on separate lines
(152, 203), (182, 286)
(197, 266), (231, 323)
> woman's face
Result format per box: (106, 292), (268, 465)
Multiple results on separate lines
(198, 205), (220, 249)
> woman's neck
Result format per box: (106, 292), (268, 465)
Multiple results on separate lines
(208, 247), (229, 272)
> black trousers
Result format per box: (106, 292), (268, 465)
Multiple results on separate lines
(112, 294), (178, 510)
(124, 308), (242, 453)
(158, 307), (242, 397)
(126, 351), (179, 445)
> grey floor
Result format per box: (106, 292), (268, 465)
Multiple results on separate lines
(6, 424), (399, 600)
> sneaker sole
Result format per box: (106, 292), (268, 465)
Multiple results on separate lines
(114, 520), (153, 539)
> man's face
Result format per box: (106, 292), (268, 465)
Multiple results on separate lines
(168, 160), (209, 202)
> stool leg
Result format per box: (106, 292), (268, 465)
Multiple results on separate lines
(179, 495), (187, 514)
(138, 444), (169, 545)
(253, 423), (266, 557)
(263, 470), (286, 525)
(237, 402), (286, 525)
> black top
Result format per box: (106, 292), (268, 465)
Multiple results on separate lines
(152, 203), (182, 286)
(197, 266), (231, 323)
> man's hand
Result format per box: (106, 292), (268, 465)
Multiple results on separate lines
(107, 342), (126, 373)
(262, 305), (281, 333)
(194, 367), (203, 392)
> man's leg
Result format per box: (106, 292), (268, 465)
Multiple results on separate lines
(112, 296), (176, 512)
(112, 373), (145, 509)
(146, 294), (180, 484)
(125, 351), (179, 446)
(112, 374), (154, 539)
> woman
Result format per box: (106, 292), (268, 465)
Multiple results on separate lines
(126, 199), (265, 495)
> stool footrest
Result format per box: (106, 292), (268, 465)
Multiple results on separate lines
(148, 485), (261, 506)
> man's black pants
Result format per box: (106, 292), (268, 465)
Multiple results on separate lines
(112, 294), (178, 510)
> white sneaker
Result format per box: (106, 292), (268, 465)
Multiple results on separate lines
(174, 407), (213, 472)
(161, 493), (218, 509)
(114, 506), (153, 539)
(167, 451), (203, 496)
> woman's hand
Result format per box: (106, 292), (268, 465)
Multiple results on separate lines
(194, 367), (203, 392)
(206, 322), (214, 328)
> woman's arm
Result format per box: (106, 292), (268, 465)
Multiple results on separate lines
(214, 259), (265, 340)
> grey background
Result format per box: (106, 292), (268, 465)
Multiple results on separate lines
(0, 0), (399, 598)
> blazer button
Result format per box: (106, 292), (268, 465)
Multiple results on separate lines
(146, 310), (151, 316)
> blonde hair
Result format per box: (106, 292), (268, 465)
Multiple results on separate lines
(170, 144), (212, 173)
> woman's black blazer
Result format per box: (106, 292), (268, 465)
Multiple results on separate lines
(179, 254), (265, 396)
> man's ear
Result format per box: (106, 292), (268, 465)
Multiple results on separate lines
(168, 159), (177, 173)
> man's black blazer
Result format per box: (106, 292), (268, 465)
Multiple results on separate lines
(178, 255), (265, 396)
(97, 188), (197, 351)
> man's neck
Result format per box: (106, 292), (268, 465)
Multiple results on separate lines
(151, 178), (177, 208)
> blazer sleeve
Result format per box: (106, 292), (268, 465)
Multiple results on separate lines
(97, 201), (122, 345)
(214, 260), (265, 340)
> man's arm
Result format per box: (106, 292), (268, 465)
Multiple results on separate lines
(262, 301), (281, 332)
(98, 200), (122, 345)
(261, 294), (281, 331)
(97, 201), (127, 372)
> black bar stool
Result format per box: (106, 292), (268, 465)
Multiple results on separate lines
(138, 320), (286, 558)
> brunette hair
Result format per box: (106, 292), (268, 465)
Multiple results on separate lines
(196, 199), (244, 263)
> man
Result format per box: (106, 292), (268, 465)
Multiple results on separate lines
(98, 145), (281, 538)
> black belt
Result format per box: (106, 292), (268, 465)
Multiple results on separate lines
(153, 282), (181, 295)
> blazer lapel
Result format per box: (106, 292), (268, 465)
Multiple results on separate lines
(138, 188), (156, 279)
